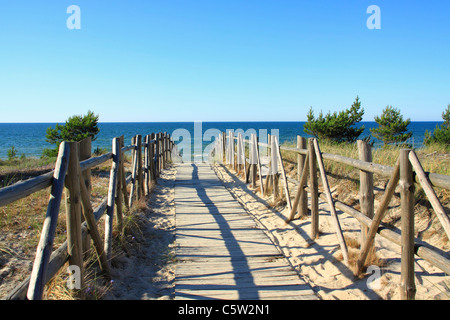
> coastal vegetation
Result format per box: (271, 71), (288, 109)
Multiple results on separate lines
(303, 96), (365, 143)
(42, 110), (100, 158)
(370, 106), (412, 146)
(1, 105), (449, 299)
(424, 104), (450, 149)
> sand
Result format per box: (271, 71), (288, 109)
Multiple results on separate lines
(212, 163), (449, 300)
(104, 161), (448, 300)
(104, 165), (177, 300)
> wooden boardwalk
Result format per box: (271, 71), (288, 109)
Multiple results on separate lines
(174, 163), (317, 300)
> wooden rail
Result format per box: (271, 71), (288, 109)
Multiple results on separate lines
(210, 132), (450, 300)
(1, 132), (174, 300)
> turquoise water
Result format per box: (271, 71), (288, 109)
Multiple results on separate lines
(0, 121), (443, 159)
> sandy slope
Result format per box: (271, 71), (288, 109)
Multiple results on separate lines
(212, 163), (449, 300)
(104, 166), (176, 300)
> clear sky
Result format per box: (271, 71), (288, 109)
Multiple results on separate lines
(0, 1), (449, 122)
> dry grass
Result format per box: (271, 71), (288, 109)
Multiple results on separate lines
(0, 151), (145, 299)
(278, 139), (450, 256)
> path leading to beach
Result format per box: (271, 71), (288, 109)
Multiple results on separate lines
(174, 163), (317, 300)
(104, 162), (448, 300)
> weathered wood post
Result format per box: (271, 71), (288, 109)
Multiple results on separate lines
(400, 149), (416, 300)
(250, 134), (258, 189)
(355, 158), (400, 276)
(254, 134), (265, 195)
(159, 132), (164, 171)
(119, 136), (129, 210)
(357, 140), (374, 249)
(64, 141), (84, 298)
(129, 136), (138, 208)
(237, 133), (243, 176)
(313, 139), (348, 265)
(27, 142), (70, 300)
(229, 131), (235, 169)
(136, 135), (143, 200)
(79, 137), (92, 256)
(222, 132), (226, 163)
(409, 150), (450, 240)
(78, 170), (111, 279)
(115, 148), (124, 235)
(144, 134), (150, 195)
(273, 135), (292, 211)
(167, 133), (172, 163)
(308, 138), (319, 239)
(104, 137), (120, 262)
(154, 133), (160, 178)
(150, 133), (157, 183)
(297, 136), (308, 219)
(270, 136), (280, 200)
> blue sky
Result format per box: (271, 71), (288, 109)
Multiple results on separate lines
(0, 1), (449, 122)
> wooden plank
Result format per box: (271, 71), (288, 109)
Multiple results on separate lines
(174, 162), (316, 300)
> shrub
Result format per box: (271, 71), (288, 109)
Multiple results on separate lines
(424, 104), (450, 148)
(303, 96), (365, 143)
(7, 146), (18, 161)
(370, 105), (412, 146)
(43, 110), (100, 157)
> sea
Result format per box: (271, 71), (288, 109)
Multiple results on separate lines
(0, 121), (443, 160)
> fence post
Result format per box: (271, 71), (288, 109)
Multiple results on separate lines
(144, 134), (150, 195)
(136, 135), (143, 200)
(129, 136), (138, 208)
(308, 138), (319, 239)
(119, 136), (129, 210)
(167, 133), (172, 162)
(400, 149), (416, 300)
(104, 137), (120, 262)
(357, 140), (374, 248)
(222, 132), (226, 163)
(270, 136), (279, 200)
(64, 141), (84, 298)
(150, 133), (157, 183)
(297, 136), (308, 219)
(250, 134), (258, 189)
(155, 133), (160, 177)
(27, 142), (70, 300)
(79, 137), (92, 256)
(229, 131), (235, 169)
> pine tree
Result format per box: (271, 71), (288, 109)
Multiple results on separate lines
(42, 110), (100, 157)
(370, 106), (412, 146)
(424, 104), (450, 147)
(303, 96), (365, 143)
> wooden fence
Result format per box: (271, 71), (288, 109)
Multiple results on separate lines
(211, 132), (450, 300)
(1, 132), (174, 300)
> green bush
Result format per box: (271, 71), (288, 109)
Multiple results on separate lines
(370, 105), (412, 146)
(7, 146), (18, 161)
(424, 104), (450, 148)
(43, 110), (100, 157)
(303, 96), (365, 143)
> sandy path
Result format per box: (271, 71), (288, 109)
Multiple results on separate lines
(104, 165), (176, 300)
